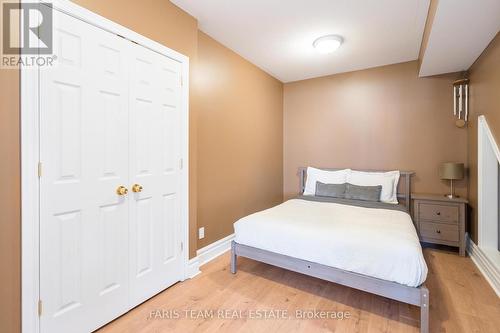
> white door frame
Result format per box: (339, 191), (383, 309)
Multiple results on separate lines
(477, 115), (500, 247)
(21, 1), (190, 332)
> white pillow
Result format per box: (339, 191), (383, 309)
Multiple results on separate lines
(304, 167), (350, 196)
(347, 170), (400, 204)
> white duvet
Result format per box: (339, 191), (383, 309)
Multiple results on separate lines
(234, 199), (428, 287)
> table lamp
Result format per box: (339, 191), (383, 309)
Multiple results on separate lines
(439, 162), (464, 199)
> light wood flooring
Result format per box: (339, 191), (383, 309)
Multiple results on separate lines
(98, 248), (500, 333)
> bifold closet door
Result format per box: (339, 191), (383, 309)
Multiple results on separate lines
(128, 40), (183, 307)
(39, 10), (131, 333)
(39, 9), (184, 333)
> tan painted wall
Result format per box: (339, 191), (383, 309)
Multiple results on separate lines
(467, 32), (500, 243)
(0, 1), (20, 331)
(0, 45), (21, 333)
(196, 32), (283, 248)
(284, 61), (468, 199)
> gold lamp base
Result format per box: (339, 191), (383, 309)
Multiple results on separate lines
(444, 178), (461, 199)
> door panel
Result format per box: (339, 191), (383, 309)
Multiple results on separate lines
(51, 210), (82, 317)
(98, 203), (126, 296)
(135, 197), (154, 277)
(53, 82), (82, 180)
(40, 11), (130, 333)
(162, 194), (177, 263)
(40, 12), (89, 333)
(90, 30), (130, 326)
(128, 43), (183, 307)
(134, 99), (154, 176)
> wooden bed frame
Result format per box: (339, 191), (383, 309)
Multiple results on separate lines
(230, 168), (429, 333)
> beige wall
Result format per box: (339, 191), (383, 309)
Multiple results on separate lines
(467, 32), (500, 243)
(0, 45), (21, 333)
(196, 32), (283, 248)
(0, 2), (20, 332)
(284, 61), (468, 199)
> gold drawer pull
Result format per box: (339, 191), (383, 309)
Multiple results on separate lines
(436, 212), (441, 216)
(132, 184), (143, 193)
(436, 230), (441, 234)
(116, 186), (128, 196)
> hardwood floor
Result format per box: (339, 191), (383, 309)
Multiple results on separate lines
(98, 248), (500, 333)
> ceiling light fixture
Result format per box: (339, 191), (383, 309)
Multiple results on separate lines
(313, 35), (343, 54)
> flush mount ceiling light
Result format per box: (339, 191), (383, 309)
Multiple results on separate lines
(313, 35), (343, 54)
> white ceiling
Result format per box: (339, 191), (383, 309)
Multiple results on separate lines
(172, 0), (430, 82)
(419, 0), (500, 77)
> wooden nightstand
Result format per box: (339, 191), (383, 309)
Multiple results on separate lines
(412, 193), (468, 256)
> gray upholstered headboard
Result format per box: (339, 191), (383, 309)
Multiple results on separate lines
(298, 167), (415, 212)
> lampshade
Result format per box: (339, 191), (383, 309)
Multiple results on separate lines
(439, 163), (464, 180)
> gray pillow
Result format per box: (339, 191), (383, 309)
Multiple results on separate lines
(315, 182), (346, 198)
(344, 183), (382, 202)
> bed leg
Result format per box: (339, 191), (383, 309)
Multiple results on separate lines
(230, 241), (237, 274)
(420, 286), (429, 333)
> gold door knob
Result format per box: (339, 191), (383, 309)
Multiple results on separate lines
(116, 186), (128, 196)
(132, 184), (143, 193)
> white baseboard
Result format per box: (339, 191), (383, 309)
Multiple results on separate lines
(467, 234), (500, 297)
(185, 233), (235, 279)
(186, 257), (201, 279)
(197, 233), (235, 267)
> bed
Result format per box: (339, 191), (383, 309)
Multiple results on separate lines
(231, 168), (430, 333)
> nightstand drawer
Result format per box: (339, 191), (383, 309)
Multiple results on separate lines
(419, 221), (459, 242)
(418, 203), (459, 223)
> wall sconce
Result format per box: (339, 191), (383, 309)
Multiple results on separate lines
(453, 78), (469, 128)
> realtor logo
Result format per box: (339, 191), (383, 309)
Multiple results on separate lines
(1, 1), (55, 68)
(2, 1), (53, 54)
(2, 2), (53, 54)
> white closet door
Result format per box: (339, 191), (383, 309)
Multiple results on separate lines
(39, 8), (185, 333)
(39, 11), (130, 333)
(128, 42), (183, 306)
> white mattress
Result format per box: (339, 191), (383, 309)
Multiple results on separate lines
(234, 199), (428, 287)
